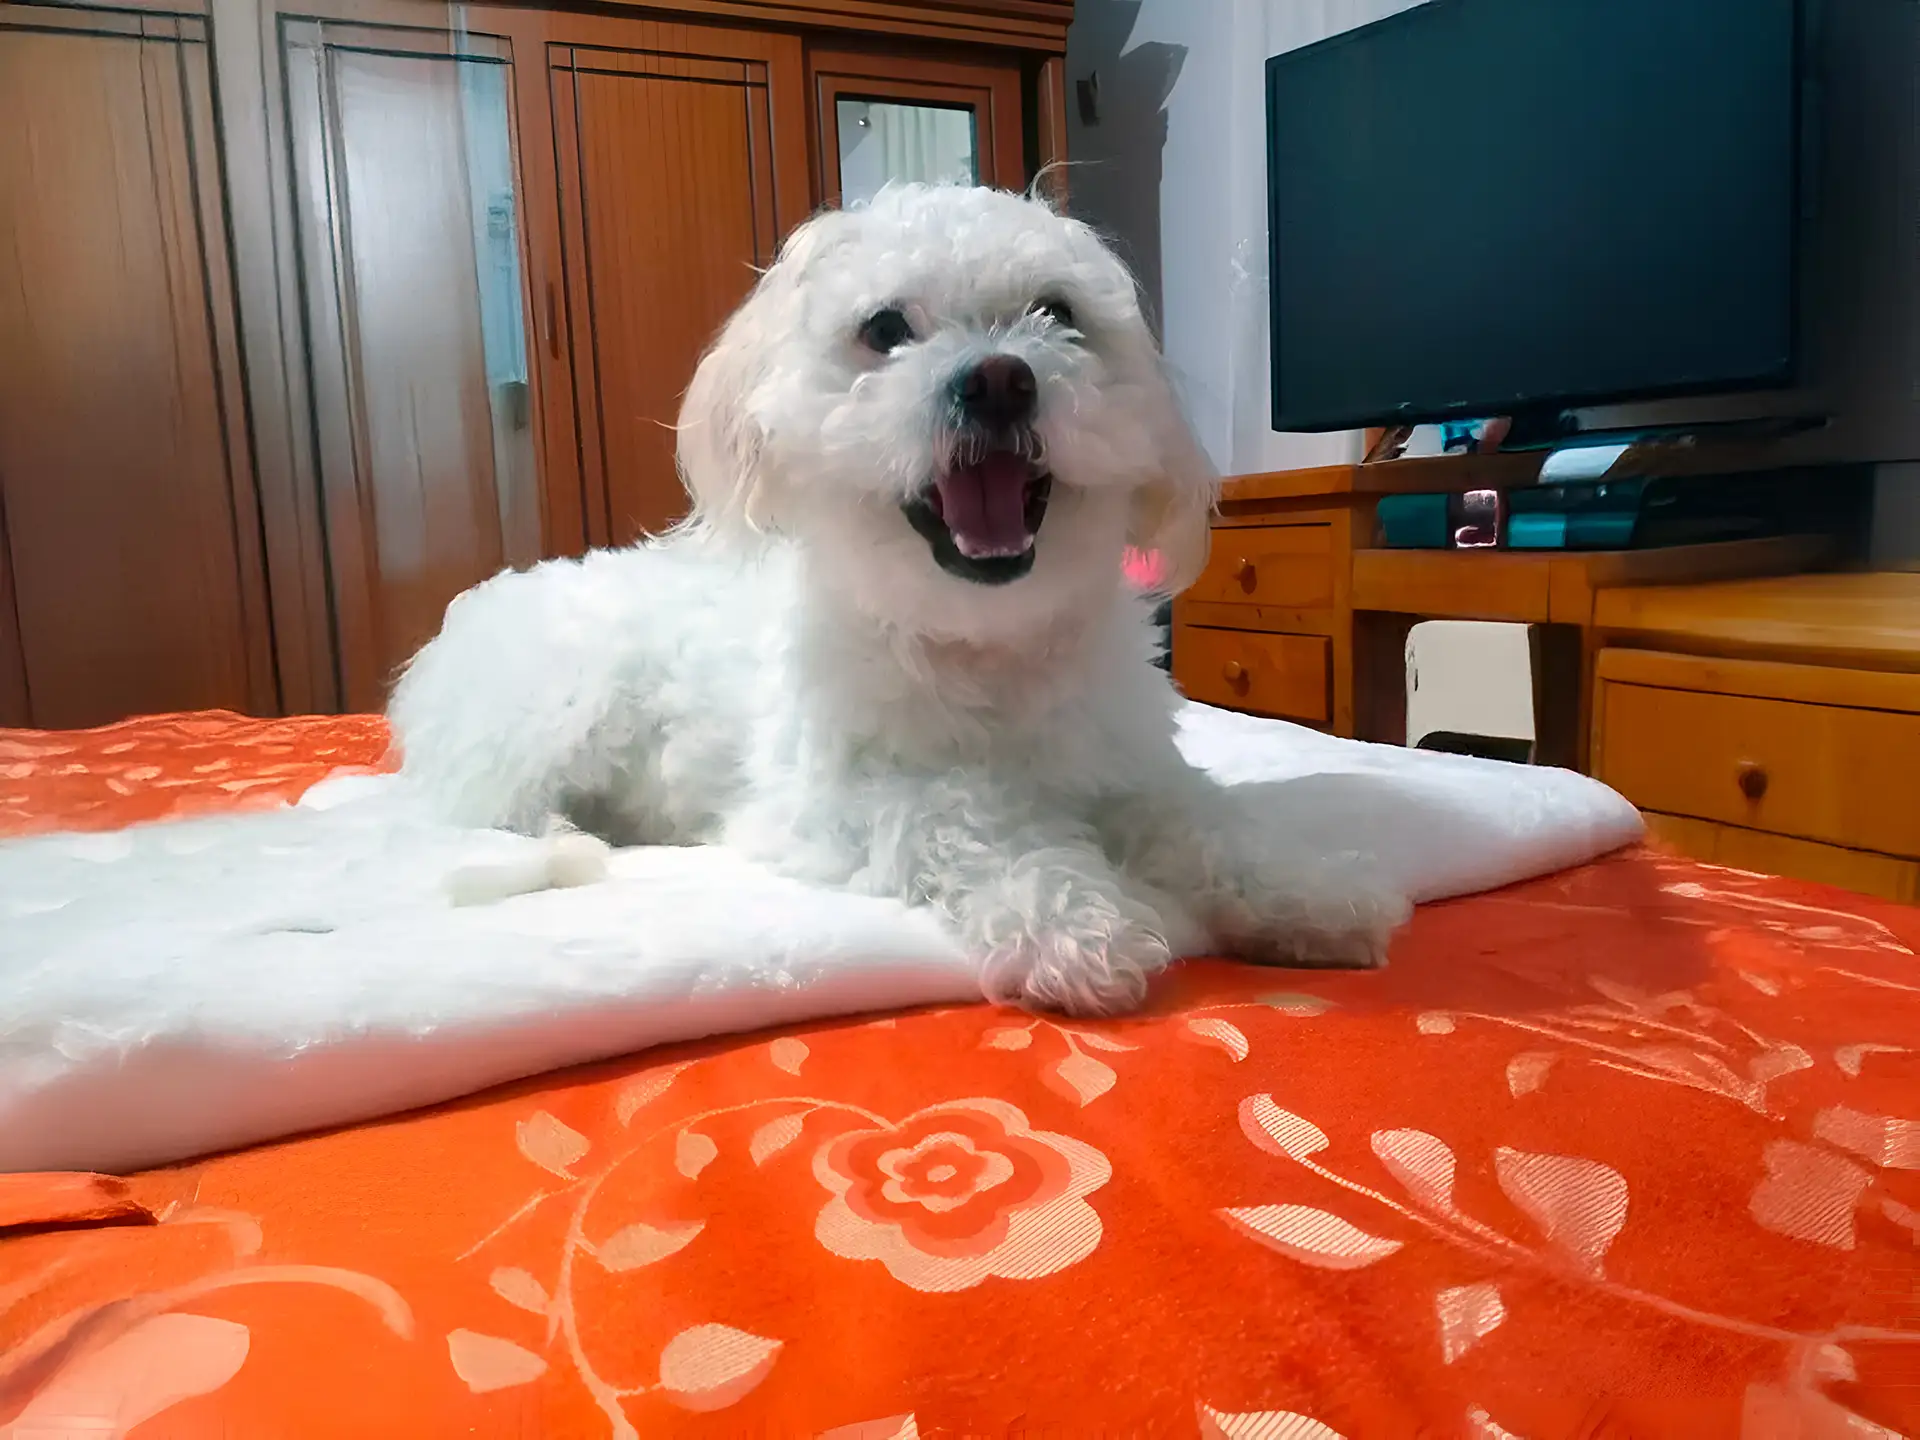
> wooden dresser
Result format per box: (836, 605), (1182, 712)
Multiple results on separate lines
(1172, 505), (1345, 728)
(1590, 572), (1920, 903)
(1172, 459), (1836, 765)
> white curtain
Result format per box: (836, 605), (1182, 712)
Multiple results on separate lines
(873, 105), (975, 188)
(840, 102), (977, 207)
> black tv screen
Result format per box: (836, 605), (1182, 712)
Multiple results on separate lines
(1267, 0), (1802, 433)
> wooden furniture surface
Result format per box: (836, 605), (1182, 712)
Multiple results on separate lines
(1217, 434), (1830, 504)
(1176, 628), (1332, 724)
(541, 13), (812, 552)
(1176, 458), (1828, 768)
(1589, 574), (1920, 903)
(0, 5), (276, 729)
(1351, 535), (1829, 627)
(283, 17), (542, 712)
(0, 0), (1070, 725)
(1592, 570), (1920, 669)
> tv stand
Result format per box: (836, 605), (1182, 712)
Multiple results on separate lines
(1362, 413), (1830, 464)
(1173, 451), (1845, 773)
(1492, 407), (1578, 450)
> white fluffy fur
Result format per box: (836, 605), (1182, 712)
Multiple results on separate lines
(390, 183), (1409, 1014)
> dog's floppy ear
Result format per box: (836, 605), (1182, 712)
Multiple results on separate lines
(677, 209), (852, 537)
(677, 285), (777, 537)
(1127, 360), (1220, 595)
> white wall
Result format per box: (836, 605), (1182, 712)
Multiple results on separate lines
(1066, 1), (1237, 469)
(1067, 0), (1424, 476)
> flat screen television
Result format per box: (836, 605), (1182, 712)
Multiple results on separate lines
(1266, 0), (1804, 435)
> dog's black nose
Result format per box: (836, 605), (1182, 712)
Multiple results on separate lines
(954, 356), (1038, 428)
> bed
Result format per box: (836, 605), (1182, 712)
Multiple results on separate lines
(1, 712), (1916, 1438)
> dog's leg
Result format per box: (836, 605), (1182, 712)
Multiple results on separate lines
(1099, 777), (1411, 970)
(388, 572), (633, 836)
(745, 775), (1176, 1016)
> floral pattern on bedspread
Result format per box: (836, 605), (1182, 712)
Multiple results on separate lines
(1, 713), (1916, 1438)
(0, 709), (391, 837)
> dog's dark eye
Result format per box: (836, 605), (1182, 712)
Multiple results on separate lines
(858, 307), (914, 354)
(1032, 297), (1076, 331)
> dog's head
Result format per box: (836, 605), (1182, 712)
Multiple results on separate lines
(677, 184), (1217, 639)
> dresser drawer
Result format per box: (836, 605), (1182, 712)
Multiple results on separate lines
(1174, 625), (1330, 724)
(1595, 681), (1920, 858)
(1187, 525), (1334, 609)
(1642, 813), (1919, 904)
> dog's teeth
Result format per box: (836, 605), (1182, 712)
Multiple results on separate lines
(953, 535), (1036, 560)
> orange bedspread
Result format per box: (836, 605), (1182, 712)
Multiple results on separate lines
(1, 713), (1916, 1438)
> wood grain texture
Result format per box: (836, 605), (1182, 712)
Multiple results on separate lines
(1595, 680), (1920, 859)
(1173, 600), (1339, 638)
(1544, 535), (1834, 621)
(0, 488), (26, 727)
(1593, 572), (1920, 672)
(1595, 648), (1920, 714)
(600, 0), (1070, 48)
(1173, 627), (1330, 724)
(1033, 52), (1068, 199)
(1351, 536), (1831, 628)
(1642, 811), (1919, 905)
(206, 0), (337, 712)
(1206, 459), (1834, 765)
(0, 14), (275, 727)
(1351, 610), (1416, 745)
(1352, 550), (1553, 624)
(547, 17), (808, 547)
(1184, 524), (1334, 609)
(285, 22), (545, 712)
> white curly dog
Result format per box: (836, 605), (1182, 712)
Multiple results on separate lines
(391, 183), (1407, 1015)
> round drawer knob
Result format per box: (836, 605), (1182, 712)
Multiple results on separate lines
(1222, 660), (1250, 693)
(1236, 561), (1258, 593)
(1737, 763), (1769, 801)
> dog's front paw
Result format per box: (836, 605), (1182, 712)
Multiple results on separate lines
(966, 862), (1172, 1016)
(1214, 867), (1411, 971)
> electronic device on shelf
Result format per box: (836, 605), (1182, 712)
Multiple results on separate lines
(1265, 0), (1806, 443)
(1374, 470), (1870, 552)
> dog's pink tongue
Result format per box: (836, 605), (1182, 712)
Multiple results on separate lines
(935, 454), (1031, 558)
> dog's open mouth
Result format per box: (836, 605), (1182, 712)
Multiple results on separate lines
(901, 450), (1053, 586)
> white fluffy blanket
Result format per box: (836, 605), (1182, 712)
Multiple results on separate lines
(0, 705), (1641, 1174)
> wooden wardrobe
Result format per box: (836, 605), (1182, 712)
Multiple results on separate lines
(0, 0), (1071, 725)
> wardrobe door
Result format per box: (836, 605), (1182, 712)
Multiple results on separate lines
(529, 16), (810, 547)
(0, 4), (275, 728)
(283, 16), (571, 713)
(810, 47), (1026, 208)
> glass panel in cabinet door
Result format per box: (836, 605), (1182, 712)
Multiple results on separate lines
(835, 98), (978, 205)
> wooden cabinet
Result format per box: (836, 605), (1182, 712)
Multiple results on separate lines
(0, 4), (274, 728)
(1590, 575), (1920, 904)
(0, 0), (1071, 724)
(283, 16), (552, 712)
(536, 14), (810, 548)
(1186, 524), (1336, 610)
(1596, 671), (1920, 860)
(1174, 628), (1332, 724)
(810, 46), (1026, 205)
